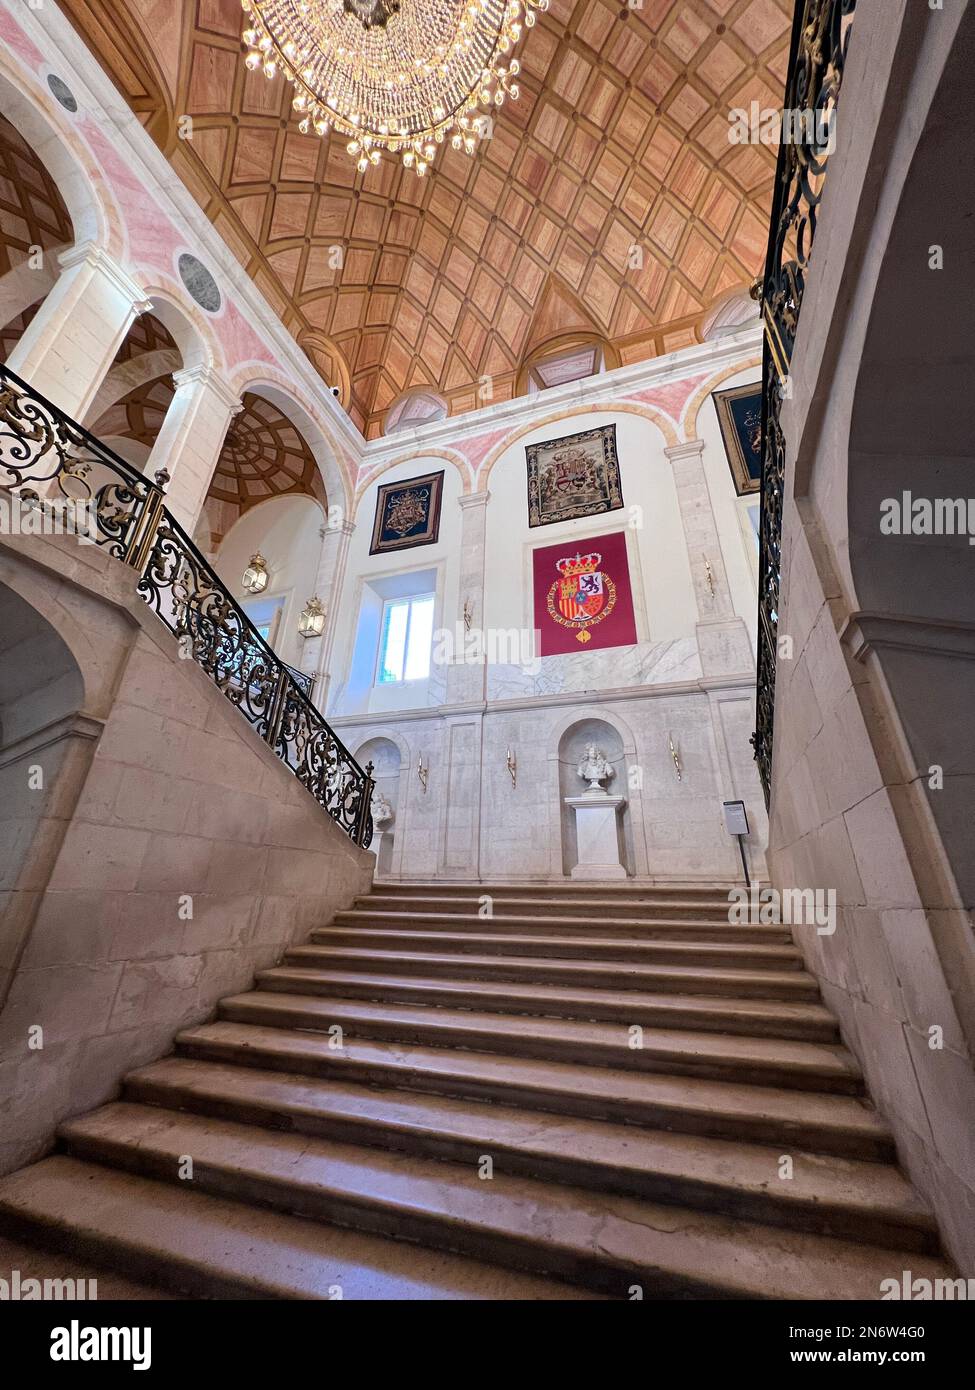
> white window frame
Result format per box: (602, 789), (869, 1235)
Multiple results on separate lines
(374, 590), (436, 686)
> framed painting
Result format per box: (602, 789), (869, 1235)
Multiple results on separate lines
(369, 470), (444, 555)
(713, 384), (763, 495)
(526, 424), (623, 528)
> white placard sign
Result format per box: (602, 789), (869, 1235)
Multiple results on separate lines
(722, 799), (749, 836)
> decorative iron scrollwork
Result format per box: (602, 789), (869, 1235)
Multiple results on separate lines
(0, 361), (373, 849)
(137, 513), (374, 847)
(753, 0), (856, 807)
(0, 364), (160, 562)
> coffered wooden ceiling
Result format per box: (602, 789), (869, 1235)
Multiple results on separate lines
(63, 0), (791, 436)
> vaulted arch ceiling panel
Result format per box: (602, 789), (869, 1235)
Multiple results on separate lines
(62, 0), (790, 436)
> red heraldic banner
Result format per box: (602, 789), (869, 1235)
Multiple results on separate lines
(532, 529), (637, 657)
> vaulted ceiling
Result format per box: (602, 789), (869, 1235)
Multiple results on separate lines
(62, 0), (791, 436)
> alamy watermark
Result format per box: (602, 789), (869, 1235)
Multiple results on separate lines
(880, 491), (975, 545)
(1, 1267), (97, 1300)
(0, 494), (99, 543)
(728, 101), (835, 152)
(728, 885), (837, 936)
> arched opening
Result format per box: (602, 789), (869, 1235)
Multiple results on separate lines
(212, 492), (328, 675)
(0, 582), (85, 1008)
(85, 310), (184, 469)
(195, 390), (329, 558)
(847, 6), (975, 908)
(0, 112), (74, 361)
(556, 716), (633, 878)
(353, 735), (403, 878)
(383, 388), (448, 436)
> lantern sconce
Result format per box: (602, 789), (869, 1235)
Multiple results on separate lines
(463, 597), (474, 632)
(668, 733), (683, 783)
(298, 595), (326, 639)
(417, 753), (428, 793)
(242, 552), (269, 595)
(506, 747), (517, 789)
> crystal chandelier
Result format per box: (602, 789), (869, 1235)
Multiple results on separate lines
(240, 0), (548, 176)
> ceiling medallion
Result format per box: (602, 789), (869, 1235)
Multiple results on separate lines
(240, 0), (548, 176)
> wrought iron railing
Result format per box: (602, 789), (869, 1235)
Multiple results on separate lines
(752, 0), (856, 806)
(0, 361), (373, 848)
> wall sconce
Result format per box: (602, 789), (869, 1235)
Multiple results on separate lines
(703, 555), (715, 598)
(506, 747), (517, 789)
(669, 733), (683, 783)
(463, 597), (474, 632)
(242, 552), (269, 595)
(417, 753), (428, 793)
(297, 595), (326, 639)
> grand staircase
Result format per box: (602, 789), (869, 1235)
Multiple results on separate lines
(0, 881), (953, 1299)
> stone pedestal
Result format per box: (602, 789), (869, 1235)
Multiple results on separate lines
(564, 791), (627, 880)
(371, 829), (390, 876)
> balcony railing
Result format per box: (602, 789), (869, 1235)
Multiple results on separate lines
(752, 0), (857, 807)
(0, 362), (374, 849)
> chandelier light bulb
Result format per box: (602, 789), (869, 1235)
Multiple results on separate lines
(239, 0), (543, 175)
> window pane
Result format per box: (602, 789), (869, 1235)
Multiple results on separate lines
(378, 600), (408, 683)
(404, 594), (434, 681)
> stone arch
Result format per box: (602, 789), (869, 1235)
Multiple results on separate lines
(681, 356), (763, 442)
(352, 731), (408, 878)
(0, 578), (90, 1007)
(543, 704), (648, 880)
(138, 286), (216, 373)
(354, 449), (472, 510)
(477, 403), (679, 489)
(549, 708), (645, 880)
(229, 370), (353, 518)
(0, 62), (114, 253)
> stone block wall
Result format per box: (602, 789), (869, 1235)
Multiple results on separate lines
(0, 521), (373, 1173)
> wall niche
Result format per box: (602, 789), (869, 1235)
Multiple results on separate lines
(557, 717), (634, 879)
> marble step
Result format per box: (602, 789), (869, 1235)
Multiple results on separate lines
(123, 1058), (925, 1247)
(309, 927), (804, 970)
(354, 895), (749, 925)
(338, 906), (792, 943)
(176, 1021), (892, 1159)
(56, 1105), (950, 1297)
(256, 965), (839, 1042)
(381, 882), (737, 900)
(0, 1156), (594, 1300)
(217, 991), (863, 1092)
(285, 943), (822, 1000)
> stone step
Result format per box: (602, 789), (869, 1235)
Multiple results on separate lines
(123, 1058), (925, 1248)
(56, 1105), (949, 1297)
(339, 906), (792, 943)
(382, 881), (738, 900)
(256, 965), (839, 1042)
(355, 895), (747, 925)
(177, 1021), (892, 1159)
(218, 991), (863, 1092)
(312, 926), (803, 970)
(285, 943), (822, 1000)
(0, 1156), (594, 1300)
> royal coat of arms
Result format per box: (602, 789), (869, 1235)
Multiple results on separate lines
(547, 550), (617, 643)
(526, 424), (623, 527)
(369, 470), (444, 554)
(532, 528), (637, 657)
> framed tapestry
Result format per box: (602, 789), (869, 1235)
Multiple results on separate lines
(532, 529), (637, 657)
(369, 470), (444, 555)
(713, 384), (763, 495)
(526, 423), (623, 528)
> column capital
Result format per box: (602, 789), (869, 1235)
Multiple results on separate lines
(320, 518), (356, 540)
(458, 489), (491, 510)
(171, 363), (242, 414)
(57, 241), (153, 314)
(663, 439), (706, 462)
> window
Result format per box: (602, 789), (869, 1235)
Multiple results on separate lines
(377, 593), (435, 683)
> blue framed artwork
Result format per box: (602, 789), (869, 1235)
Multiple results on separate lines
(369, 470), (444, 555)
(713, 384), (762, 495)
